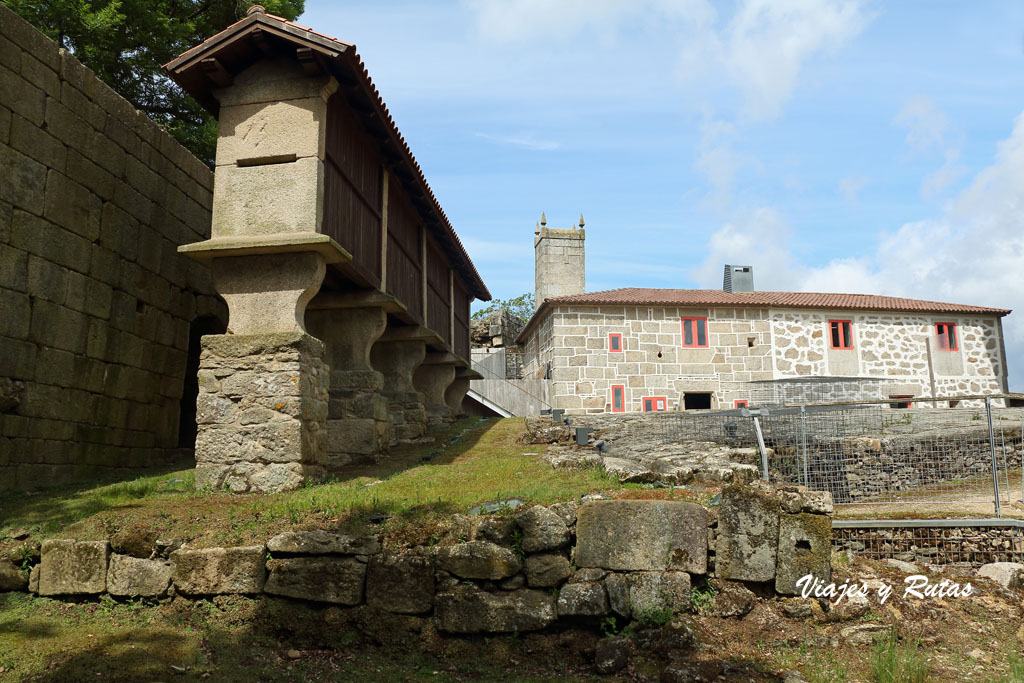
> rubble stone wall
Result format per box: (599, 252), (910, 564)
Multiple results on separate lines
(0, 5), (225, 490)
(1, 492), (833, 630)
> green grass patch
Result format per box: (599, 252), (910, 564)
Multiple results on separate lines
(0, 417), (634, 551)
(870, 631), (928, 683)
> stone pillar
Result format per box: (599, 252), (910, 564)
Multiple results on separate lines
(195, 332), (328, 493)
(193, 251), (328, 492)
(414, 354), (457, 425)
(445, 372), (472, 418)
(306, 307), (390, 469)
(371, 339), (427, 444)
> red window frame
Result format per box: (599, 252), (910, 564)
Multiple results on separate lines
(608, 333), (622, 353)
(734, 399), (748, 409)
(680, 317), (708, 348)
(829, 319), (853, 350)
(935, 322), (958, 351)
(642, 397), (667, 412)
(611, 385), (625, 413)
(889, 395), (914, 409)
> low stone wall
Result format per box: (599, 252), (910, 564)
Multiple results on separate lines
(1, 491), (833, 633)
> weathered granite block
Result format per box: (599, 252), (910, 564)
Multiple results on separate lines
(775, 513), (831, 595)
(516, 505), (570, 552)
(366, 552), (434, 614)
(717, 484), (780, 582)
(524, 552), (571, 587)
(574, 500), (707, 573)
(38, 539), (110, 596)
(435, 541), (521, 580)
(628, 571), (691, 619)
(264, 557), (366, 604)
(0, 561), (28, 592)
(267, 531), (379, 556)
(556, 582), (608, 617)
(435, 586), (556, 633)
(170, 546), (265, 595)
(106, 554), (172, 597)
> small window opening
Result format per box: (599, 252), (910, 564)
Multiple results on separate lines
(683, 393), (712, 410)
(795, 539), (812, 551)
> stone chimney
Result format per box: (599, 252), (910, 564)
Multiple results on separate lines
(534, 212), (585, 310)
(723, 264), (754, 293)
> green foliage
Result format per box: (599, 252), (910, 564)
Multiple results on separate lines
(870, 631), (928, 683)
(3, 0), (304, 166)
(632, 601), (674, 628)
(689, 581), (716, 614)
(1000, 652), (1024, 682)
(471, 293), (535, 322)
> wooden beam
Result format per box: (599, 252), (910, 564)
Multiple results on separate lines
(296, 47), (322, 75)
(380, 169), (389, 292)
(249, 27), (275, 57)
(378, 325), (436, 342)
(200, 58), (233, 87)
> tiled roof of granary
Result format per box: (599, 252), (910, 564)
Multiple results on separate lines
(163, 6), (490, 300)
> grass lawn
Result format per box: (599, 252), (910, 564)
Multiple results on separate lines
(0, 417), (636, 554)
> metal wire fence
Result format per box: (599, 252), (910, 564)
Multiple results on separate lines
(629, 396), (1024, 515)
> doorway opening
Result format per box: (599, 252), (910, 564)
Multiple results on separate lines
(177, 315), (227, 448)
(683, 393), (712, 410)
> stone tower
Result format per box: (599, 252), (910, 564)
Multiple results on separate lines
(534, 212), (586, 310)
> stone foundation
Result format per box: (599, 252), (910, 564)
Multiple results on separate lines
(413, 359), (456, 426)
(371, 338), (427, 444)
(194, 332), (328, 492)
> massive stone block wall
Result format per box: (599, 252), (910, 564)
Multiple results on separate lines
(0, 5), (224, 490)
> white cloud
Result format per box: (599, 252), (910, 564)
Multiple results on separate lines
(838, 175), (868, 202)
(723, 0), (871, 119)
(921, 149), (967, 198)
(894, 95), (949, 153)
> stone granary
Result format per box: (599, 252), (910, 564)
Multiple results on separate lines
(516, 215), (1011, 414)
(163, 7), (490, 491)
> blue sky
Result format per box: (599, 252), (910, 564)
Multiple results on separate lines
(300, 0), (1024, 389)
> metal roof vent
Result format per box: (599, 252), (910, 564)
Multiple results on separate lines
(723, 264), (754, 293)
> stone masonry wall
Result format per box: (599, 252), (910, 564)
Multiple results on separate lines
(0, 5), (224, 490)
(524, 305), (1006, 415)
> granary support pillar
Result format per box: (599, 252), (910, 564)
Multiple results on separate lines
(444, 370), (474, 418)
(371, 326), (432, 444)
(306, 301), (391, 469)
(414, 354), (458, 425)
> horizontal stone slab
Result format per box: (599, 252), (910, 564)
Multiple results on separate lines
(266, 531), (379, 556)
(435, 587), (556, 633)
(107, 554), (172, 598)
(435, 541), (522, 580)
(170, 546), (265, 595)
(575, 500), (707, 573)
(264, 557), (365, 605)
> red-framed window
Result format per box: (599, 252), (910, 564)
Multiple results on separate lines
(608, 333), (622, 353)
(936, 322), (958, 351)
(889, 395), (914, 409)
(642, 397), (667, 412)
(680, 317), (708, 348)
(734, 399), (748, 409)
(611, 385), (625, 413)
(829, 320), (853, 350)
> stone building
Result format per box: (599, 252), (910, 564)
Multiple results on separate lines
(516, 217), (1011, 413)
(0, 5), (488, 491)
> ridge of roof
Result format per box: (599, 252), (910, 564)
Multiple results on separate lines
(514, 287), (1011, 344)
(163, 10), (490, 301)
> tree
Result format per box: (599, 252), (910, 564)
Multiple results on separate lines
(3, 0), (304, 166)
(471, 293), (535, 322)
